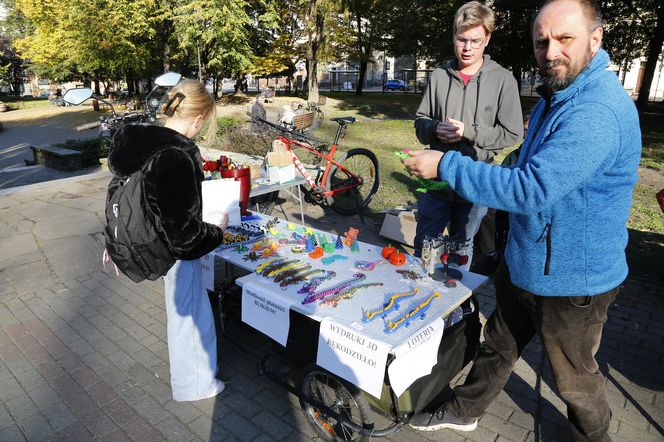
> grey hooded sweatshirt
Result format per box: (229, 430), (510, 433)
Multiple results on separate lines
(415, 55), (523, 163)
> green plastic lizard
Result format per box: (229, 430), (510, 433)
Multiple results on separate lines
(395, 149), (450, 193)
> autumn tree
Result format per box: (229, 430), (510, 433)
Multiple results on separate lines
(247, 0), (302, 93)
(338, 0), (382, 95)
(172, 0), (253, 96)
(12, 0), (161, 90)
(490, 0), (540, 84)
(0, 36), (27, 95)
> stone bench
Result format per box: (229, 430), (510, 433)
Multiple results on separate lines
(28, 145), (84, 171)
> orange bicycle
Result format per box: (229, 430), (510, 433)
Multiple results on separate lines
(255, 116), (380, 215)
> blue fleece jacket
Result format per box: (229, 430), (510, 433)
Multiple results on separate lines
(440, 49), (641, 297)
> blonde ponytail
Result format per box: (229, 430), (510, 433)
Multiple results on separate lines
(162, 79), (217, 146)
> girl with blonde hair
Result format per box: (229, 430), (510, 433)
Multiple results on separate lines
(108, 79), (226, 402)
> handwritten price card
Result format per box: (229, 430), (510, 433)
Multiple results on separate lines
(387, 317), (446, 396)
(317, 318), (391, 398)
(241, 281), (293, 346)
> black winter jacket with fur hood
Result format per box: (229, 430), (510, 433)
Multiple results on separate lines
(108, 124), (223, 260)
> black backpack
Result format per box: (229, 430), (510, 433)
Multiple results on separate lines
(103, 156), (175, 282)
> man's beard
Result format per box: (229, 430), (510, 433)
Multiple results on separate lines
(539, 48), (592, 92)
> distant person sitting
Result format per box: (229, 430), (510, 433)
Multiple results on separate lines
(251, 96), (266, 121)
(279, 104), (297, 126)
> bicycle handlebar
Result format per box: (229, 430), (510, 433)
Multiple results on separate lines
(76, 111), (151, 133)
(103, 111), (152, 125)
(76, 121), (102, 132)
(253, 116), (325, 147)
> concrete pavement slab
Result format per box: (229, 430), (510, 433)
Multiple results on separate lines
(0, 172), (662, 441)
(33, 213), (101, 241)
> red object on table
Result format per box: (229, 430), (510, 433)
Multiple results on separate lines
(221, 167), (251, 215)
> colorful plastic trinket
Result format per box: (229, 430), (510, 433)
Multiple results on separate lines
(297, 271), (337, 295)
(362, 288), (418, 322)
(273, 264), (312, 283)
(384, 292), (441, 334)
(308, 246), (324, 259)
(255, 257), (284, 274)
(267, 261), (304, 278)
(321, 255), (348, 266)
(242, 251), (260, 262)
(354, 260), (383, 272)
(291, 245), (305, 254)
(321, 283), (384, 308)
(302, 273), (366, 304)
(305, 236), (316, 253)
(261, 259), (299, 277)
(280, 269), (325, 288)
(343, 227), (359, 247)
(395, 270), (423, 280)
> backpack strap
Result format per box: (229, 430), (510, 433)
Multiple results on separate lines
(102, 248), (120, 277)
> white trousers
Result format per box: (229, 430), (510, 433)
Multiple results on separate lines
(163, 259), (225, 401)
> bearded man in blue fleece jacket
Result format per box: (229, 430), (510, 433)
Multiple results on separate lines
(404, 0), (641, 440)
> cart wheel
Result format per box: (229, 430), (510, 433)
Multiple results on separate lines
(300, 365), (373, 441)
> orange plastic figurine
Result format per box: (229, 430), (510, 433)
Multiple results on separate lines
(343, 227), (359, 247)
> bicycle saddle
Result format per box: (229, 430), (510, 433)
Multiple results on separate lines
(330, 116), (356, 124)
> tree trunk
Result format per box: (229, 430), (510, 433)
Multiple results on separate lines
(126, 72), (135, 95)
(512, 65), (522, 91)
(306, 2), (324, 103)
(636, 3), (664, 109)
(163, 41), (172, 72)
(356, 59), (368, 95)
(620, 59), (629, 86)
(354, 7), (368, 96)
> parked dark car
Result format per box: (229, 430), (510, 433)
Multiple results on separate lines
(384, 79), (407, 91)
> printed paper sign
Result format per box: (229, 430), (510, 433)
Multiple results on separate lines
(241, 281), (293, 346)
(202, 179), (241, 226)
(201, 254), (215, 292)
(387, 317), (446, 396)
(317, 318), (391, 398)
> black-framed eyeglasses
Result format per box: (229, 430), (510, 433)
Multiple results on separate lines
(454, 36), (485, 49)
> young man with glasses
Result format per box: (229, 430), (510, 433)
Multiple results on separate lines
(404, 0), (640, 439)
(413, 1), (523, 267)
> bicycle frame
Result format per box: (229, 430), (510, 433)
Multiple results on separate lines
(275, 123), (361, 198)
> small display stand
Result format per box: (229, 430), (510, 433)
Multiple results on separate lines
(204, 214), (486, 439)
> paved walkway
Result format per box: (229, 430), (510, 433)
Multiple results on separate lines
(0, 106), (99, 190)
(0, 173), (662, 441)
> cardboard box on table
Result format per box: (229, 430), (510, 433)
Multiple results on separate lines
(267, 139), (296, 184)
(379, 210), (417, 247)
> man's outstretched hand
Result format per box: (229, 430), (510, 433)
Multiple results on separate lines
(402, 150), (444, 180)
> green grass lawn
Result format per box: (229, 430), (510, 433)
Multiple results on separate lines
(319, 93), (663, 275)
(1, 97), (54, 111)
(220, 92), (663, 266)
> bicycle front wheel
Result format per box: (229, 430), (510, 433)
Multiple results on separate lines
(300, 364), (373, 441)
(325, 148), (380, 215)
